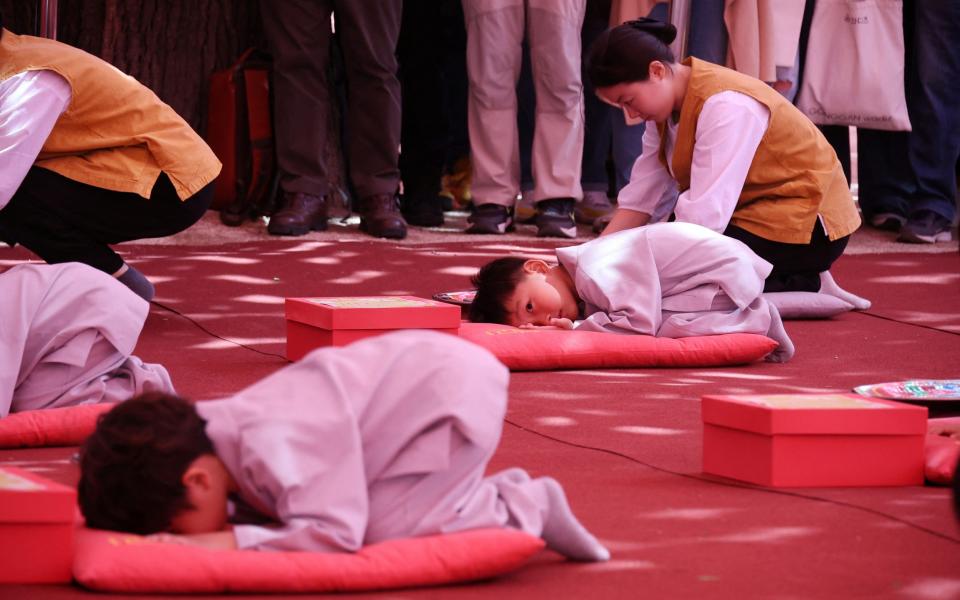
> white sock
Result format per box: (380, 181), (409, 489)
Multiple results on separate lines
(538, 478), (610, 562)
(819, 271), (871, 310)
(764, 302), (795, 363)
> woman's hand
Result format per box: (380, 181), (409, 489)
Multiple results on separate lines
(147, 530), (238, 551)
(599, 207), (651, 236)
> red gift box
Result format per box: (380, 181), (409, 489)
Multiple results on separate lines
(0, 467), (77, 583)
(701, 393), (928, 487)
(285, 296), (462, 360)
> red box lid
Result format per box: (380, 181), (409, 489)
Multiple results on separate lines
(285, 296), (462, 331)
(701, 393), (928, 435)
(0, 467), (76, 523)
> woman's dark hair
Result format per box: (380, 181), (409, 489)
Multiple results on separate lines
(469, 257), (528, 325)
(78, 393), (215, 535)
(586, 18), (678, 88)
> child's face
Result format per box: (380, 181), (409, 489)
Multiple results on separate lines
(506, 269), (579, 328)
(596, 61), (675, 124)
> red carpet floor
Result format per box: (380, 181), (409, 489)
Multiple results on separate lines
(1, 240), (958, 599)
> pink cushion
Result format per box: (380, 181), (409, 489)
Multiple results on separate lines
(0, 403), (114, 448)
(926, 418), (960, 485)
(73, 527), (544, 593)
(458, 323), (777, 371)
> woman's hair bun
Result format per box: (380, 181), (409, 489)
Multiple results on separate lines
(625, 18), (677, 45)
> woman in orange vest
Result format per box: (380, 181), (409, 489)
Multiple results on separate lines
(0, 14), (221, 301)
(586, 19), (867, 306)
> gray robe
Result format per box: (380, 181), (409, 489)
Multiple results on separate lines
(0, 262), (173, 416)
(197, 330), (561, 553)
(556, 222), (774, 337)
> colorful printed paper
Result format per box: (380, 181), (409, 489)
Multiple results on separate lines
(854, 380), (960, 402)
(433, 290), (476, 306)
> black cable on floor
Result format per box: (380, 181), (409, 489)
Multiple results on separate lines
(150, 300), (290, 361)
(856, 310), (960, 337)
(504, 417), (960, 545)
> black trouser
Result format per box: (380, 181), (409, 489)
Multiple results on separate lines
(0, 167), (212, 274)
(261, 0), (403, 199)
(397, 0), (469, 198)
(724, 220), (849, 292)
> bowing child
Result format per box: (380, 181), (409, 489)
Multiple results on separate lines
(78, 331), (609, 562)
(470, 221), (795, 362)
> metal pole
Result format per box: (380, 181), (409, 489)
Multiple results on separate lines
(668, 0), (692, 60)
(39, 0), (58, 40)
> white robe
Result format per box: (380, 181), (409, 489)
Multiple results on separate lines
(556, 222), (774, 337)
(0, 262), (173, 416)
(196, 330), (559, 553)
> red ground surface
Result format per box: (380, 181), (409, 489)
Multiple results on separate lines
(1, 240), (958, 599)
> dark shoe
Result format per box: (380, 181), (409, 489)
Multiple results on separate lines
(535, 198), (577, 238)
(575, 191), (615, 225)
(466, 203), (514, 234)
(400, 194), (445, 227)
(267, 192), (328, 236)
(357, 194), (408, 239)
(898, 210), (953, 244)
(868, 212), (906, 232)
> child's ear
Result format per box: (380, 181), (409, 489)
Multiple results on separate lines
(522, 259), (550, 274)
(181, 460), (212, 492)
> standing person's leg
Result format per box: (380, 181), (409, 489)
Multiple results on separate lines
(527, 0), (587, 239)
(513, 41), (538, 224)
(578, 0), (616, 227)
(0, 167), (212, 300)
(857, 128), (913, 229)
(438, 0), (473, 210)
(261, 0), (335, 237)
(398, 1), (447, 227)
(899, 0), (960, 243)
(686, 0), (728, 64)
(336, 0), (407, 239)
(463, 0), (525, 234)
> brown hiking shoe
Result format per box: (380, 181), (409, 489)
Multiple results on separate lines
(267, 192), (328, 236)
(357, 194), (407, 239)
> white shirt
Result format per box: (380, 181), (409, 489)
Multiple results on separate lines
(617, 91), (771, 233)
(0, 70), (72, 210)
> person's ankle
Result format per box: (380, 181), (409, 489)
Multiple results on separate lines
(114, 264), (155, 301)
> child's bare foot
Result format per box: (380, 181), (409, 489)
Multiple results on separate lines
(539, 478), (610, 562)
(764, 303), (795, 363)
(819, 271), (871, 310)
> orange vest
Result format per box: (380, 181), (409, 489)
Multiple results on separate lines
(0, 29), (221, 201)
(658, 57), (860, 244)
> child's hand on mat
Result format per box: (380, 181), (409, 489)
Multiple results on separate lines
(518, 318), (573, 331)
(148, 530), (238, 550)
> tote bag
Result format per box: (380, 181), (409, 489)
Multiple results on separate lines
(797, 0), (911, 131)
